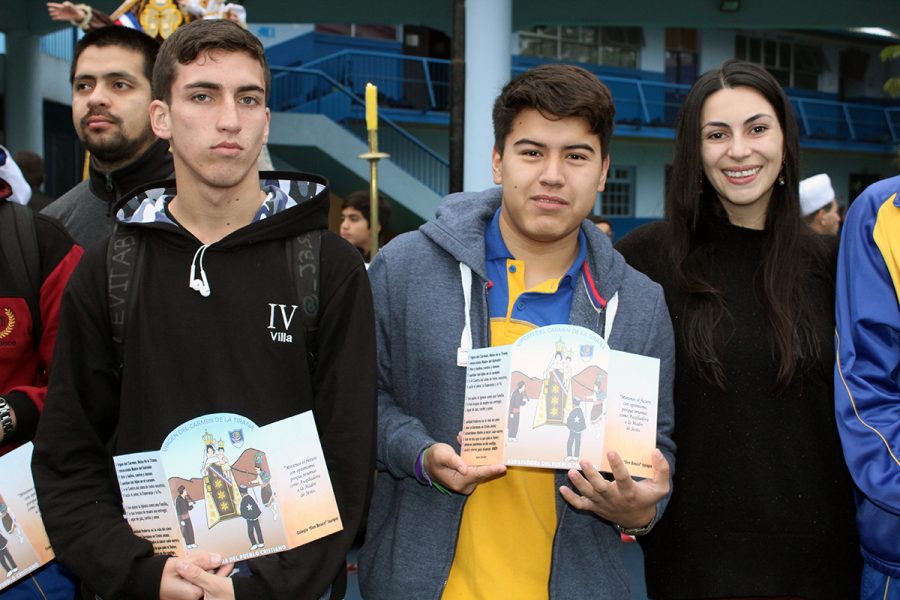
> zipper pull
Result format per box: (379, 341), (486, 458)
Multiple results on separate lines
(106, 173), (114, 192)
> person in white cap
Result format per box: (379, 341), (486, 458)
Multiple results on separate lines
(800, 173), (841, 235)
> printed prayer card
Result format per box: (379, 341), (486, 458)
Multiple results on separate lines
(114, 411), (341, 564)
(0, 443), (55, 590)
(460, 325), (660, 478)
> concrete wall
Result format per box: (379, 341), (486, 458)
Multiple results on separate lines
(640, 27), (666, 74)
(699, 30), (735, 75)
(0, 52), (72, 105)
(250, 23), (315, 48)
(40, 54), (73, 106)
(609, 138), (673, 217)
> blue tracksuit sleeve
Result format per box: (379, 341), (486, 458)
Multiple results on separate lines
(834, 179), (900, 517)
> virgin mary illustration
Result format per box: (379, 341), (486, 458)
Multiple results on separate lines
(533, 339), (574, 428)
(200, 431), (242, 528)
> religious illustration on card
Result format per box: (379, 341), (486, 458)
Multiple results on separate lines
(113, 411), (341, 564)
(460, 325), (659, 477)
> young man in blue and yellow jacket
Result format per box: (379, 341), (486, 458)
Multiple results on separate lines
(835, 174), (900, 599)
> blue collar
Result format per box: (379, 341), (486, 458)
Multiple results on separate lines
(485, 208), (587, 287)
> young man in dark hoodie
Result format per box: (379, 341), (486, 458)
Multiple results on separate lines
(32, 19), (375, 600)
(43, 26), (173, 248)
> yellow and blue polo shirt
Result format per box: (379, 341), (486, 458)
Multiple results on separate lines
(443, 209), (587, 600)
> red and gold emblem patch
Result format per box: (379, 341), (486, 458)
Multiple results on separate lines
(0, 307), (15, 339)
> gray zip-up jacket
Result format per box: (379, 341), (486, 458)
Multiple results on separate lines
(359, 188), (675, 599)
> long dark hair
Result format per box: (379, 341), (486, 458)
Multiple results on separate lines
(666, 59), (823, 390)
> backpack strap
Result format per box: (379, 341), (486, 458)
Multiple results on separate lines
(107, 226), (144, 372)
(287, 230), (321, 370)
(0, 201), (42, 350)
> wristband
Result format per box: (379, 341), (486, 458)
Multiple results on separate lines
(417, 446), (451, 496)
(615, 513), (656, 536)
(0, 396), (14, 438)
(414, 446), (431, 485)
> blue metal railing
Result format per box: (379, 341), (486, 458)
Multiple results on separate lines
(791, 98), (899, 145)
(270, 65), (449, 195)
(285, 50), (900, 145)
(288, 50), (900, 146)
(0, 29), (75, 59)
(268, 50), (900, 194)
(296, 50), (451, 113)
(887, 108), (900, 142)
(554, 72), (692, 130)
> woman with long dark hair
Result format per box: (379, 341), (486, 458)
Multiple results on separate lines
(617, 59), (860, 599)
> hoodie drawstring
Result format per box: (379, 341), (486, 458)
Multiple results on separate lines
(457, 263), (473, 367)
(189, 244), (212, 297)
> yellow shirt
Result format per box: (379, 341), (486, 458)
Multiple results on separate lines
(443, 261), (562, 600)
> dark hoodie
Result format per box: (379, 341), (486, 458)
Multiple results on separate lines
(42, 138), (174, 249)
(32, 173), (376, 600)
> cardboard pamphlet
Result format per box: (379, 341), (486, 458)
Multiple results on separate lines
(113, 411), (341, 565)
(459, 324), (660, 478)
(0, 443), (54, 590)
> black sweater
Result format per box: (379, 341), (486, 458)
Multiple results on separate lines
(617, 219), (859, 600)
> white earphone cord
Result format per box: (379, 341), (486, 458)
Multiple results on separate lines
(189, 244), (212, 297)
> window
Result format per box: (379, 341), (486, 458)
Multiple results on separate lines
(838, 48), (870, 98)
(596, 167), (635, 217)
(598, 46), (638, 69)
(793, 45), (828, 89)
(665, 28), (698, 53)
(665, 28), (698, 85)
(519, 26), (644, 69)
(602, 27), (645, 47)
(735, 34), (828, 91)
